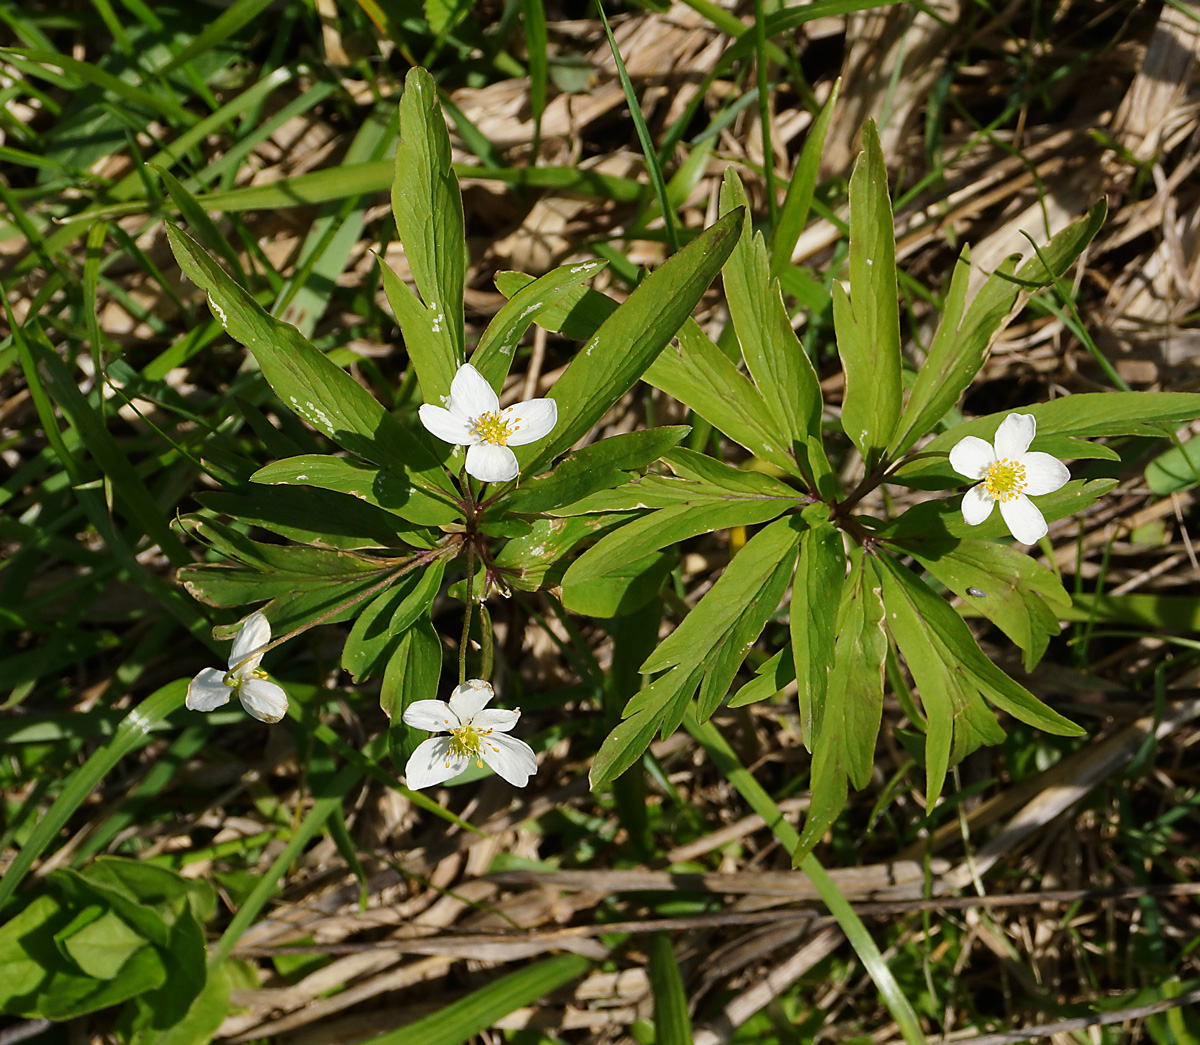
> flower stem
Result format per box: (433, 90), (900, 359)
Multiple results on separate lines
(459, 539), (475, 685)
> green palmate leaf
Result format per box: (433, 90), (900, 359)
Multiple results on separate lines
(520, 208), (743, 476)
(492, 514), (629, 591)
(502, 427), (689, 516)
(393, 66), (466, 402)
(791, 502), (846, 748)
(471, 259), (608, 390)
(641, 516), (801, 721)
(896, 538), (1071, 670)
(379, 258), (458, 412)
(876, 557), (1008, 809)
(344, 559), (447, 682)
(794, 549), (886, 860)
(561, 550), (674, 617)
(252, 454), (456, 528)
(889, 201), (1107, 457)
(876, 555), (1083, 736)
(770, 78), (839, 280)
(644, 319), (801, 477)
(383, 619), (443, 767)
(562, 495), (791, 587)
(720, 170), (828, 488)
(834, 120), (902, 468)
(198, 486), (418, 552)
(165, 225), (457, 515)
(728, 645), (794, 708)
(591, 665), (703, 788)
(494, 269), (618, 341)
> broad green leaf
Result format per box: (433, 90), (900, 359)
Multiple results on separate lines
(494, 269), (618, 341)
(471, 259), (608, 391)
(165, 224), (456, 508)
(379, 257), (457, 412)
(561, 551), (673, 617)
(200, 485), (433, 551)
(794, 549), (886, 859)
(501, 426), (689, 516)
(39, 942), (166, 1021)
(562, 499), (788, 586)
(1146, 434), (1200, 494)
(58, 909), (147, 980)
(393, 66), (465, 401)
(0, 894), (65, 1013)
(520, 209), (743, 476)
(644, 319), (802, 478)
(343, 559), (447, 682)
(889, 201), (1107, 457)
(876, 558), (1007, 809)
(835, 121), (901, 467)
(384, 619), (444, 768)
(720, 170), (827, 486)
(896, 538), (1071, 670)
(252, 454), (458, 527)
(491, 514), (628, 591)
(791, 502), (846, 748)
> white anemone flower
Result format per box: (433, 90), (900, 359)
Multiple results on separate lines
(948, 412), (1070, 544)
(186, 611), (288, 724)
(418, 363), (557, 483)
(403, 679), (537, 789)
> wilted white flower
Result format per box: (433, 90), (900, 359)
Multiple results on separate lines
(949, 412), (1070, 545)
(403, 679), (537, 789)
(186, 611), (287, 723)
(418, 363), (557, 483)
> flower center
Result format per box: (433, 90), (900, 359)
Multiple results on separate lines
(448, 723), (493, 762)
(983, 458), (1027, 502)
(223, 667), (268, 691)
(470, 411), (515, 445)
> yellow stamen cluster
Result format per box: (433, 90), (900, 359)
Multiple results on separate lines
(983, 458), (1027, 502)
(470, 411), (517, 445)
(447, 723), (493, 761)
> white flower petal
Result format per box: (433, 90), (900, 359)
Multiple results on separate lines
(948, 436), (995, 480)
(403, 698), (461, 732)
(960, 484), (996, 526)
(447, 679), (494, 722)
(1019, 451), (1070, 496)
(472, 707), (520, 733)
(186, 668), (231, 712)
(239, 677), (288, 723)
(449, 363), (499, 420)
(465, 442), (518, 483)
(405, 736), (471, 789)
(480, 731), (538, 787)
(419, 404), (474, 446)
(502, 398), (558, 446)
(993, 413), (1036, 459)
(230, 611), (271, 673)
(999, 495), (1048, 544)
